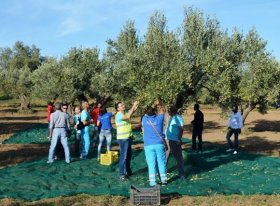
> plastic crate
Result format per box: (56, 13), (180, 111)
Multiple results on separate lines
(100, 151), (118, 165)
(130, 185), (160, 206)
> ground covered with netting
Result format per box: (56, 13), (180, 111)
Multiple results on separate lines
(1, 126), (280, 201)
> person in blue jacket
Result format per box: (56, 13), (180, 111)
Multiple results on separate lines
(142, 103), (167, 186)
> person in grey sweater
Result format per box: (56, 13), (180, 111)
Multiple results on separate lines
(47, 102), (71, 164)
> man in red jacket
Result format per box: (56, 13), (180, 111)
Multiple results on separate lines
(90, 102), (102, 148)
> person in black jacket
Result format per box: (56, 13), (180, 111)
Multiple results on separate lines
(191, 103), (204, 152)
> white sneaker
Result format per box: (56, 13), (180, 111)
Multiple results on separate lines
(233, 150), (238, 154)
(226, 148), (234, 152)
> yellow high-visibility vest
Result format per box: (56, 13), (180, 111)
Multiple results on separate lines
(115, 113), (132, 139)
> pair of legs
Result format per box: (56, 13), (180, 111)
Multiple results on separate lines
(226, 128), (239, 151)
(48, 128), (70, 163)
(192, 128), (203, 151)
(144, 144), (167, 186)
(118, 139), (132, 178)
(81, 126), (90, 158)
(74, 131), (81, 157)
(91, 125), (99, 148)
(166, 140), (185, 177)
(97, 129), (112, 159)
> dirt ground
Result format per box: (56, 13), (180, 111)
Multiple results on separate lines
(0, 106), (279, 205)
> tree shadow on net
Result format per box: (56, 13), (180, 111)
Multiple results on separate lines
(166, 141), (265, 183)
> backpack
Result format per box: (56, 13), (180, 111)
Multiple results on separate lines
(77, 116), (85, 130)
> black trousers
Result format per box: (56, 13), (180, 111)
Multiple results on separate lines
(192, 128), (203, 150)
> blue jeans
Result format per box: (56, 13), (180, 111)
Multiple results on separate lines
(226, 128), (239, 150)
(81, 126), (90, 158)
(144, 144), (167, 186)
(48, 128), (70, 163)
(97, 129), (112, 159)
(117, 139), (132, 177)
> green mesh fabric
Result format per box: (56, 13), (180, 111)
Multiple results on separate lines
(0, 143), (279, 200)
(3, 124), (50, 144)
(1, 127), (279, 200)
(2, 126), (138, 145)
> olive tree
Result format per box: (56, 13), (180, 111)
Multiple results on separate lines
(0, 41), (43, 110)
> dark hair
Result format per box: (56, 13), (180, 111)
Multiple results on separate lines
(61, 102), (68, 107)
(232, 105), (238, 112)
(194, 103), (200, 110)
(146, 106), (156, 116)
(95, 102), (102, 107)
(115, 102), (121, 110)
(99, 106), (107, 116)
(168, 105), (178, 116)
(81, 100), (88, 104)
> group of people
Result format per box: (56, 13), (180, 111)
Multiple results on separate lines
(47, 101), (114, 163)
(46, 100), (243, 187)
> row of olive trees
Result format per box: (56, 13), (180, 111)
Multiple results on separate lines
(0, 42), (102, 109)
(0, 7), (279, 123)
(101, 8), (280, 123)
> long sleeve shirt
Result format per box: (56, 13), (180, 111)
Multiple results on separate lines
(228, 112), (243, 129)
(193, 110), (204, 130)
(49, 110), (70, 130)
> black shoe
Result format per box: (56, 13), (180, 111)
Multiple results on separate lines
(127, 171), (133, 177)
(190, 149), (196, 153)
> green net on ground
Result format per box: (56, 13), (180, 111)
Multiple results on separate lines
(0, 141), (279, 201)
(2, 126), (143, 145)
(3, 124), (50, 144)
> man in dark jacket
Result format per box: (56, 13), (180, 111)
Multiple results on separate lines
(191, 103), (204, 152)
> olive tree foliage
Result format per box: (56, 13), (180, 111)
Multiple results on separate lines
(171, 7), (243, 113)
(32, 47), (102, 105)
(101, 20), (141, 105)
(238, 29), (280, 123)
(32, 58), (64, 102)
(198, 27), (280, 123)
(135, 12), (189, 109)
(182, 8), (280, 123)
(198, 29), (244, 110)
(102, 12), (193, 110)
(59, 47), (102, 104)
(0, 41), (43, 110)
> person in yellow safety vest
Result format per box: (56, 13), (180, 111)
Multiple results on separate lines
(115, 101), (139, 181)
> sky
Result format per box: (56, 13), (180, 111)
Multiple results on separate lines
(0, 0), (280, 60)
